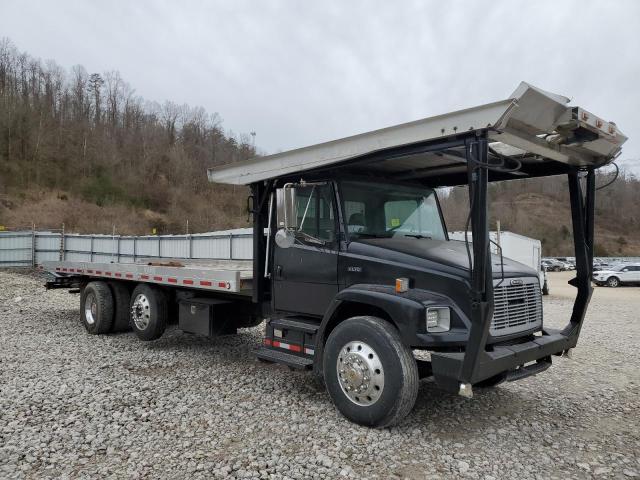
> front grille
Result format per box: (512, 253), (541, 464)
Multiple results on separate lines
(491, 278), (542, 336)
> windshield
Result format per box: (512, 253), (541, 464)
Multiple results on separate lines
(340, 181), (446, 241)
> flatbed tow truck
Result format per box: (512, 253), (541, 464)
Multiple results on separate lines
(43, 82), (627, 427)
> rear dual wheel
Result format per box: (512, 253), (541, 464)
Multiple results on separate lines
(129, 284), (168, 341)
(81, 281), (114, 334)
(109, 281), (132, 332)
(80, 281), (131, 334)
(80, 281), (166, 340)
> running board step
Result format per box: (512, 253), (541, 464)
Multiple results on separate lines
(256, 347), (313, 369)
(269, 317), (320, 334)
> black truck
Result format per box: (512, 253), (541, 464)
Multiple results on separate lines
(44, 82), (627, 427)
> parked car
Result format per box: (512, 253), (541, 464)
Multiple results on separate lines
(593, 262), (613, 272)
(592, 263), (640, 287)
(542, 259), (564, 272)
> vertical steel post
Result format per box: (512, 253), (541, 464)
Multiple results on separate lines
(459, 133), (494, 385)
(60, 224), (65, 261)
(112, 225), (116, 262)
(133, 237), (137, 262)
(563, 169), (595, 339)
(31, 223), (36, 267)
(229, 233), (234, 260)
(251, 182), (267, 304)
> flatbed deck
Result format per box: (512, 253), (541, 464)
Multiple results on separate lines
(42, 258), (253, 294)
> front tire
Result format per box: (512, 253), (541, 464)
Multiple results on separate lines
(607, 276), (620, 288)
(130, 284), (168, 341)
(323, 316), (419, 428)
(80, 281), (114, 334)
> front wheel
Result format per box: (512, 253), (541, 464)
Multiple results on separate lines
(323, 316), (419, 428)
(607, 276), (620, 288)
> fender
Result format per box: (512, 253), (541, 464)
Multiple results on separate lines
(312, 284), (459, 376)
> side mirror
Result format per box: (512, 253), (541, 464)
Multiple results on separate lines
(276, 186), (298, 230)
(274, 228), (295, 249)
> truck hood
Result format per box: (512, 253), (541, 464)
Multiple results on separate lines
(352, 237), (537, 278)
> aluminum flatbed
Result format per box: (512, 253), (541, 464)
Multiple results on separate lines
(42, 258), (253, 294)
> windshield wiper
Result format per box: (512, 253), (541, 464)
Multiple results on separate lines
(353, 233), (393, 239)
(403, 234), (432, 239)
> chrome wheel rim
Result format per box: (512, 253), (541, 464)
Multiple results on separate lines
(336, 341), (385, 406)
(84, 293), (97, 325)
(131, 293), (151, 330)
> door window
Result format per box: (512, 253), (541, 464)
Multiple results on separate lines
(295, 184), (336, 244)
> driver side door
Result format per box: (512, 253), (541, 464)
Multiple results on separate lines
(272, 183), (339, 316)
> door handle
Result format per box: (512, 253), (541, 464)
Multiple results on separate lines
(276, 265), (283, 278)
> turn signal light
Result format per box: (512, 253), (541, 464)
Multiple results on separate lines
(395, 278), (409, 293)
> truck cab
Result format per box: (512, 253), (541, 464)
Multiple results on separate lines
(270, 177), (541, 343)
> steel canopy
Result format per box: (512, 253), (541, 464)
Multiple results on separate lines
(207, 82), (627, 186)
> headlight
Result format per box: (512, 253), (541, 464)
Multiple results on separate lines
(426, 307), (450, 333)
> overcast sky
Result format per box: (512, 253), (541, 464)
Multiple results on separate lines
(1, 0), (639, 174)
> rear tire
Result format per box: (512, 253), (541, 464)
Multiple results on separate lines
(80, 281), (114, 335)
(109, 281), (131, 332)
(130, 284), (168, 341)
(607, 276), (620, 288)
(323, 316), (419, 428)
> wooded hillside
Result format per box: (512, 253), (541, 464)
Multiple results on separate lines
(1, 38), (638, 255)
(0, 38), (251, 234)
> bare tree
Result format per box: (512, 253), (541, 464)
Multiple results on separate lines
(87, 73), (104, 126)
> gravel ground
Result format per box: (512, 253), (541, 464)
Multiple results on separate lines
(1, 270), (639, 479)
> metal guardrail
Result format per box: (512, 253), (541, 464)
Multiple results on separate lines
(0, 229), (253, 267)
